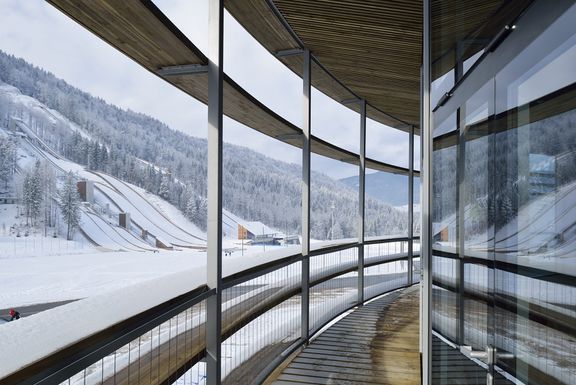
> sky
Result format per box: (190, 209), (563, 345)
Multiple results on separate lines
(0, 0), (419, 179)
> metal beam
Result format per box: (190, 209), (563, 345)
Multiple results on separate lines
(301, 48), (311, 345)
(275, 48), (304, 57)
(358, 100), (366, 305)
(421, 0), (433, 383)
(275, 132), (302, 141)
(157, 64), (208, 76)
(456, 108), (466, 346)
(408, 125), (414, 286)
(341, 98), (362, 105)
(206, 0), (223, 383)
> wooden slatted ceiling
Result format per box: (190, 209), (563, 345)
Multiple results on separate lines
(226, 0), (421, 132)
(46, 0), (205, 67)
(47, 0), (417, 176)
(226, 0), (529, 132)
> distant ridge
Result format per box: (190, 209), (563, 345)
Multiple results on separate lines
(340, 171), (420, 207)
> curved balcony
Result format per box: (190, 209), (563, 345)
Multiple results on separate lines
(0, 238), (419, 384)
(0, 4), (420, 385)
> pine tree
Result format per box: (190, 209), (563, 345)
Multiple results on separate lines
(196, 197), (208, 230)
(22, 162), (43, 226)
(158, 175), (170, 200)
(40, 161), (56, 228)
(58, 172), (81, 240)
(0, 137), (15, 189)
(185, 193), (198, 222)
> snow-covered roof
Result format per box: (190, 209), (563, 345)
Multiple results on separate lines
(239, 220), (281, 237)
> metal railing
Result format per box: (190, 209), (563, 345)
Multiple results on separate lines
(431, 250), (576, 385)
(5, 237), (420, 385)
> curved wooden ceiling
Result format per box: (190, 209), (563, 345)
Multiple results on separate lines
(226, 0), (532, 131)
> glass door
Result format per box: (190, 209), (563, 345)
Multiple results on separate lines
(430, 2), (576, 384)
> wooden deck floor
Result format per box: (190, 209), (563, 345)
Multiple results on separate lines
(267, 285), (421, 385)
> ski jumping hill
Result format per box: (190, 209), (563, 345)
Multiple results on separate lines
(14, 122), (206, 251)
(0, 81), (209, 252)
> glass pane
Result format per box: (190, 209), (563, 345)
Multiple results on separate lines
(366, 117), (409, 168)
(0, 0), (208, 326)
(364, 169), (409, 238)
(224, 10), (301, 126)
(431, 2), (576, 384)
(310, 154), (358, 241)
(432, 137), (458, 251)
(223, 119), (301, 256)
(311, 61), (359, 154)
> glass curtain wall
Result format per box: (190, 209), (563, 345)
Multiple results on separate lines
(428, 1), (576, 384)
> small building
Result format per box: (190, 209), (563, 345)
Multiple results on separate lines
(155, 237), (173, 250)
(282, 235), (300, 245)
(119, 212), (131, 229)
(237, 221), (283, 245)
(0, 197), (19, 204)
(529, 153), (556, 197)
(77, 180), (94, 203)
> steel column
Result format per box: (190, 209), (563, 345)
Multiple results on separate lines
(421, 0), (433, 383)
(358, 100), (366, 305)
(301, 48), (311, 344)
(456, 109), (466, 345)
(206, 0), (224, 383)
(408, 125), (414, 286)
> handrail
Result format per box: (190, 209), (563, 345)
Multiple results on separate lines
(5, 286), (212, 385)
(224, 236), (414, 288)
(432, 276), (576, 338)
(432, 276), (576, 385)
(432, 248), (576, 288)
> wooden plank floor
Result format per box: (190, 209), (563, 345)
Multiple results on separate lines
(268, 285), (421, 385)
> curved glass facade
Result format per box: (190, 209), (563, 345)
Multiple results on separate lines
(430, 1), (576, 383)
(0, 1), (418, 384)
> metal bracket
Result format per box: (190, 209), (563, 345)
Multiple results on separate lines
(436, 92), (452, 107)
(275, 132), (303, 141)
(486, 24), (516, 53)
(157, 64), (208, 76)
(341, 98), (362, 105)
(275, 48), (304, 58)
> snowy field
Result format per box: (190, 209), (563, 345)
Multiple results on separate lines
(0, 238), (318, 310)
(0, 249), (206, 309)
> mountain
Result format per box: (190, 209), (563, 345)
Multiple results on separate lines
(340, 172), (420, 208)
(0, 49), (409, 239)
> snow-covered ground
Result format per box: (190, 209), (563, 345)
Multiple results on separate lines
(0, 249), (206, 309)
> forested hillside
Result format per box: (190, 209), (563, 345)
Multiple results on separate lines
(0, 50), (408, 239)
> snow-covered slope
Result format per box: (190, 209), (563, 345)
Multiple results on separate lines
(1, 121), (207, 253)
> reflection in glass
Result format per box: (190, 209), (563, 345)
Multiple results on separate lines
(431, 2), (576, 384)
(433, 140), (458, 250)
